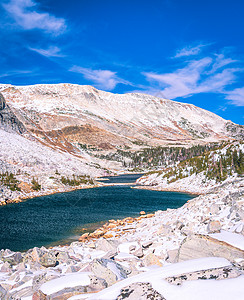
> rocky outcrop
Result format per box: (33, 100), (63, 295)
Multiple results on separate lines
(90, 258), (130, 286)
(0, 93), (26, 134)
(116, 282), (165, 300)
(178, 234), (244, 263)
(165, 265), (241, 285)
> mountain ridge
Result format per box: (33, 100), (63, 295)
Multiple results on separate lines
(0, 83), (243, 147)
(0, 83), (243, 204)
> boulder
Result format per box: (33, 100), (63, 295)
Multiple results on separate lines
(142, 241), (153, 249)
(3, 252), (23, 265)
(90, 258), (130, 286)
(166, 265), (241, 285)
(116, 282), (165, 300)
(143, 253), (163, 267)
(8, 286), (33, 299)
(210, 204), (221, 215)
(178, 234), (244, 262)
(0, 261), (11, 272)
(0, 284), (7, 299)
(207, 220), (222, 233)
(132, 247), (144, 258)
(56, 251), (70, 264)
(96, 238), (118, 253)
(166, 249), (179, 263)
(157, 224), (172, 236)
(35, 273), (107, 300)
(39, 252), (57, 268)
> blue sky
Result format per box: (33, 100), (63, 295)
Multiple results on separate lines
(0, 0), (244, 124)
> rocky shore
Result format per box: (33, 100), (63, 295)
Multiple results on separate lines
(0, 177), (243, 299)
(0, 183), (102, 206)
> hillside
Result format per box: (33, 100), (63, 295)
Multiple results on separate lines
(1, 83), (243, 150)
(137, 142), (244, 194)
(0, 83), (243, 203)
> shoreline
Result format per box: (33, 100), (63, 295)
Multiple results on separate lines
(0, 172), (145, 207)
(0, 183), (103, 206)
(0, 181), (197, 252)
(132, 184), (202, 196)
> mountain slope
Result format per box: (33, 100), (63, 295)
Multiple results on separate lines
(137, 142), (244, 194)
(0, 83), (243, 203)
(0, 83), (243, 153)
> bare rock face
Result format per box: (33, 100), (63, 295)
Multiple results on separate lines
(178, 234), (244, 262)
(0, 93), (5, 110)
(166, 265), (241, 286)
(0, 93), (25, 134)
(116, 282), (165, 300)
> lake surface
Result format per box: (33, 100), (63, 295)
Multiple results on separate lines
(0, 174), (195, 252)
(97, 173), (144, 183)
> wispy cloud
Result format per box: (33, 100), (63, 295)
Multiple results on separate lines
(225, 87), (244, 106)
(142, 54), (242, 101)
(2, 0), (66, 34)
(0, 69), (32, 78)
(70, 66), (130, 90)
(29, 46), (64, 57)
(208, 54), (237, 74)
(174, 44), (208, 58)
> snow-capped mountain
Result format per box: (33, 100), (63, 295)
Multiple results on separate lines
(1, 83), (243, 152)
(0, 83), (243, 203)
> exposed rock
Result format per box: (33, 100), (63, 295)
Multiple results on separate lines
(0, 93), (6, 110)
(3, 251), (22, 265)
(207, 220), (222, 233)
(166, 249), (179, 263)
(166, 265), (241, 286)
(116, 282), (165, 300)
(8, 285), (33, 299)
(178, 234), (244, 262)
(0, 93), (26, 134)
(90, 258), (130, 286)
(143, 253), (163, 267)
(132, 247), (144, 258)
(96, 238), (118, 253)
(142, 241), (153, 249)
(56, 251), (71, 264)
(39, 252), (57, 268)
(0, 284), (7, 299)
(0, 261), (11, 272)
(35, 273), (107, 300)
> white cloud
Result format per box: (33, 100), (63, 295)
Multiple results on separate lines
(29, 46), (64, 57)
(143, 57), (212, 99)
(143, 55), (242, 101)
(3, 0), (66, 34)
(174, 44), (208, 58)
(225, 87), (244, 106)
(70, 66), (130, 90)
(0, 69), (32, 78)
(208, 54), (237, 74)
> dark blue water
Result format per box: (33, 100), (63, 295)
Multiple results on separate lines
(0, 174), (195, 252)
(98, 173), (144, 183)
